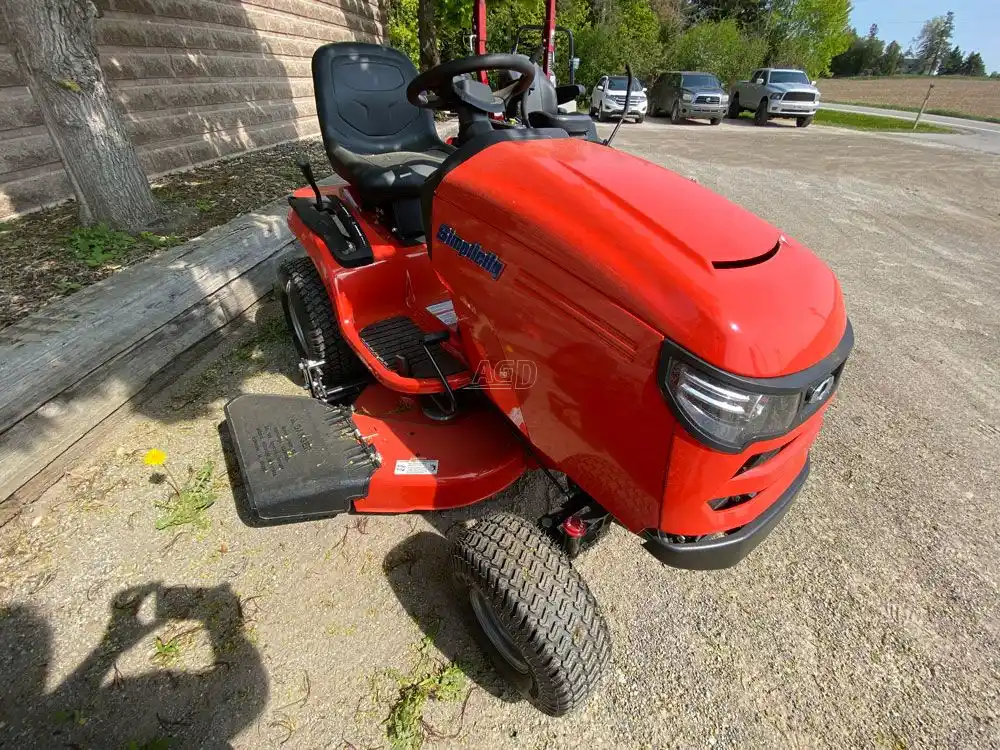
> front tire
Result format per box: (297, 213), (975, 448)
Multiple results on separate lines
(796, 115), (813, 128)
(754, 99), (770, 126)
(636, 114), (645, 124)
(453, 512), (611, 716)
(597, 107), (608, 122)
(670, 101), (682, 124)
(277, 256), (366, 388)
(727, 94), (741, 119)
(710, 117), (722, 126)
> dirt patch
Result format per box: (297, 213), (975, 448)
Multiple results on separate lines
(819, 76), (1000, 120)
(0, 138), (332, 332)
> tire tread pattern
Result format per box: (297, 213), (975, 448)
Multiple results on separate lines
(452, 512), (611, 716)
(278, 256), (366, 384)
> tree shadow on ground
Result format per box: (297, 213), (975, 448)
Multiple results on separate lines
(0, 582), (268, 748)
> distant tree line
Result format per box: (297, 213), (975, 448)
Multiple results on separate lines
(830, 11), (992, 77)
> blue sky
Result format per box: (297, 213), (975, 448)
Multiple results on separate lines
(849, 0), (999, 73)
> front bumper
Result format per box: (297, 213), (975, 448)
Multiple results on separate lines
(679, 103), (727, 118)
(641, 458), (809, 570)
(603, 99), (647, 116)
(768, 100), (818, 117)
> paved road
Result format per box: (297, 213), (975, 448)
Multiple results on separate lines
(1, 123), (998, 749)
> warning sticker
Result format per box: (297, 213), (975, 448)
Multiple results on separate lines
(394, 459), (439, 475)
(426, 300), (458, 327)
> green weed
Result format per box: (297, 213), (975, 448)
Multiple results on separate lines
(53, 708), (87, 726)
(154, 461), (216, 531)
(151, 635), (182, 666)
(65, 223), (135, 267)
(385, 637), (468, 750)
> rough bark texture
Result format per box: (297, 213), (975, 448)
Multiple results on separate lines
(2, 0), (159, 230)
(417, 0), (439, 71)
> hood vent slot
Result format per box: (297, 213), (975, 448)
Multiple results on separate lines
(712, 241), (780, 270)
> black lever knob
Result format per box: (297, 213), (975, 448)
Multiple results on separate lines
(295, 154), (324, 209)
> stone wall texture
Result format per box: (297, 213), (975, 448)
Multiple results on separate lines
(0, 0), (384, 217)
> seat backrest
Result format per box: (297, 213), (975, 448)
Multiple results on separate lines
(312, 43), (439, 156)
(520, 63), (559, 117)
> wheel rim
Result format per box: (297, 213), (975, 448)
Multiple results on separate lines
(469, 589), (530, 675)
(285, 281), (310, 355)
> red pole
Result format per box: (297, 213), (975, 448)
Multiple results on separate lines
(474, 0), (488, 84)
(542, 0), (556, 78)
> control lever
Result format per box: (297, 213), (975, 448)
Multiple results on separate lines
(422, 330), (457, 417)
(295, 154), (324, 209)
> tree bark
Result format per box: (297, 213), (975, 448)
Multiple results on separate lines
(2, 0), (159, 230)
(417, 0), (439, 70)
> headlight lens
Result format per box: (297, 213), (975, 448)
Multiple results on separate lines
(682, 92), (693, 102)
(769, 92), (783, 100)
(721, 94), (729, 103)
(666, 361), (800, 449)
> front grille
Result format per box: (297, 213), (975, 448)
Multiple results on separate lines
(695, 95), (721, 104)
(782, 91), (816, 102)
(611, 95), (628, 105)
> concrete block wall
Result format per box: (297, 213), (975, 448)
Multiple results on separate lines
(0, 0), (385, 218)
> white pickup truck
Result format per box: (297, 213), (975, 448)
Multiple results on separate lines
(728, 68), (820, 128)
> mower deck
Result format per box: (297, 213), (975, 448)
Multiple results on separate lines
(224, 384), (528, 524)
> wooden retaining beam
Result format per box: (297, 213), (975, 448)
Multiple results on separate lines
(0, 188), (329, 518)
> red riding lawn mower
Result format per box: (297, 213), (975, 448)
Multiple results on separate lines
(223, 32), (853, 715)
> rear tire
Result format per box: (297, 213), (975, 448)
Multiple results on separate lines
(727, 94), (741, 119)
(670, 101), (681, 124)
(277, 256), (366, 388)
(453, 512), (611, 716)
(796, 115), (813, 128)
(754, 99), (770, 126)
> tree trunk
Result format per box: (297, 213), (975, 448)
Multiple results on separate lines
(2, 0), (159, 230)
(417, 0), (439, 71)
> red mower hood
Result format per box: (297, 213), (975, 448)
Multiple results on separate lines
(435, 137), (848, 377)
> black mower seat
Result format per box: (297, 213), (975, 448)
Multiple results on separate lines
(312, 42), (455, 205)
(518, 63), (597, 140)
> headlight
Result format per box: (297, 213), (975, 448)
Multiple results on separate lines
(769, 92), (783, 100)
(666, 362), (799, 449)
(682, 92), (693, 102)
(721, 94), (729, 103)
(658, 325), (854, 453)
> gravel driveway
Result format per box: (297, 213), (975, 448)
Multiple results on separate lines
(1, 119), (997, 749)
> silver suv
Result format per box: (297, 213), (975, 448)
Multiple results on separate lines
(729, 68), (820, 128)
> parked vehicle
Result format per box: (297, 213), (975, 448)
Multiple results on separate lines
(589, 75), (647, 122)
(729, 68), (820, 127)
(649, 71), (728, 125)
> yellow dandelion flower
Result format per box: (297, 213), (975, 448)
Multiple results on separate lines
(143, 448), (167, 466)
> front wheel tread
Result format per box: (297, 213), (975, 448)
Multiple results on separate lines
(452, 512), (610, 716)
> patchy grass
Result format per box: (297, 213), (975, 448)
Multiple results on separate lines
(154, 461), (217, 531)
(384, 636), (469, 750)
(0, 138), (332, 331)
(812, 109), (953, 133)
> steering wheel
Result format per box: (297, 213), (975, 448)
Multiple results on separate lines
(406, 54), (536, 114)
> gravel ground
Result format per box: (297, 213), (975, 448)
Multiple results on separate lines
(1, 119), (998, 749)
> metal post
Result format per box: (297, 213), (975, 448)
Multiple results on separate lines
(542, 0), (556, 78)
(473, 0), (487, 85)
(913, 83), (934, 130)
